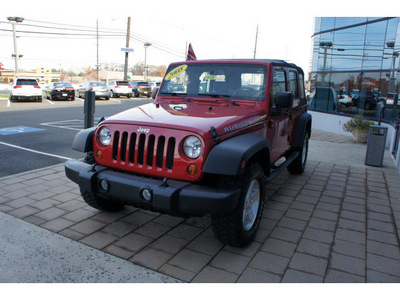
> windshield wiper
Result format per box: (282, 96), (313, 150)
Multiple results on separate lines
(162, 92), (192, 102)
(198, 93), (240, 106)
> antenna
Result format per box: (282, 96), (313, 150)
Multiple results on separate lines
(253, 25), (259, 59)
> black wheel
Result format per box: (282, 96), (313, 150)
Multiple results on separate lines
(9, 96), (14, 102)
(80, 188), (124, 212)
(287, 132), (309, 174)
(212, 162), (266, 247)
(110, 90), (115, 98)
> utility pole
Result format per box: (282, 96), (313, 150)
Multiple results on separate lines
(96, 19), (99, 81)
(253, 25), (259, 59)
(124, 17), (131, 81)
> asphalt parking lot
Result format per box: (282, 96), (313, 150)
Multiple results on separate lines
(0, 91), (141, 111)
(1, 126), (400, 283)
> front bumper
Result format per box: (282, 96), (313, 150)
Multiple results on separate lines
(65, 159), (240, 215)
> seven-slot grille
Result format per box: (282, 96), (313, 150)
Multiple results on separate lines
(112, 131), (176, 170)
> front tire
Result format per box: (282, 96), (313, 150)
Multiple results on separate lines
(212, 162), (266, 247)
(80, 188), (124, 212)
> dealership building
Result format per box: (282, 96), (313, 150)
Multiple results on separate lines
(308, 17), (400, 171)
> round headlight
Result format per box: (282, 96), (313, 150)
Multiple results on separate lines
(98, 127), (111, 146)
(183, 136), (202, 159)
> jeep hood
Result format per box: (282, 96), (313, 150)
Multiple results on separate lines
(103, 101), (266, 139)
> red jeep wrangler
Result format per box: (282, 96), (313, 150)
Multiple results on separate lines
(65, 59), (311, 247)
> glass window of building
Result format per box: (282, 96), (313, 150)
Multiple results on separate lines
(309, 17), (400, 121)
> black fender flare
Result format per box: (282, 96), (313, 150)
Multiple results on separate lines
(72, 127), (96, 152)
(203, 133), (270, 176)
(293, 113), (312, 148)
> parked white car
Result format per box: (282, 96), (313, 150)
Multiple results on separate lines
(386, 93), (398, 105)
(337, 90), (353, 106)
(107, 80), (132, 98)
(9, 78), (42, 102)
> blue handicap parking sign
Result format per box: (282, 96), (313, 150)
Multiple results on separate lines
(0, 126), (46, 136)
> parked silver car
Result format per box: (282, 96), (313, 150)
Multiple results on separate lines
(77, 81), (110, 100)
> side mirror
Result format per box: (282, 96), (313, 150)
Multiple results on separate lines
(152, 87), (159, 100)
(276, 92), (293, 108)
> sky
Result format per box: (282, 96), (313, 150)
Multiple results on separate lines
(0, 0), (397, 75)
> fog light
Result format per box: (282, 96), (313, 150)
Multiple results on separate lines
(187, 165), (198, 176)
(141, 188), (152, 202)
(99, 179), (109, 192)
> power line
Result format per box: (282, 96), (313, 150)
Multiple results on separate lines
(20, 18), (185, 55)
(0, 27), (124, 37)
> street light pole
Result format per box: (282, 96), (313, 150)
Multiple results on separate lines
(319, 41), (332, 85)
(7, 16), (24, 79)
(387, 41), (399, 93)
(96, 19), (99, 81)
(144, 42), (152, 81)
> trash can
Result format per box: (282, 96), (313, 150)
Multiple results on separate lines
(365, 125), (388, 167)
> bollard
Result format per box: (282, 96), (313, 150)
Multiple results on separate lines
(84, 91), (96, 129)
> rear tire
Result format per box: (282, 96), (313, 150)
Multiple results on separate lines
(287, 132), (309, 174)
(212, 162), (266, 247)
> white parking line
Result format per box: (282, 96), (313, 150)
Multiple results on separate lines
(7, 99), (10, 108)
(0, 141), (71, 160)
(46, 99), (55, 105)
(40, 119), (83, 131)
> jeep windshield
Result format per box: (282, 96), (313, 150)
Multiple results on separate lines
(160, 63), (267, 101)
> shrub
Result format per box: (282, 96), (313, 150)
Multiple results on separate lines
(343, 115), (375, 133)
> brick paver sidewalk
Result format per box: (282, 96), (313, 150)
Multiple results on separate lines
(1, 131), (400, 282)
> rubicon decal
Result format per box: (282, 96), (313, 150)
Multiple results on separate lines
(224, 116), (263, 133)
(137, 127), (150, 134)
(165, 65), (187, 80)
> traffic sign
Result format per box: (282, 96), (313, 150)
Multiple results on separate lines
(121, 48), (134, 53)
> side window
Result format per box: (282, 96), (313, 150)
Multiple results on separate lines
(289, 71), (298, 98)
(298, 73), (306, 106)
(289, 70), (299, 108)
(272, 68), (286, 106)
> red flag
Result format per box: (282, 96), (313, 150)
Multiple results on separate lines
(186, 43), (197, 61)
